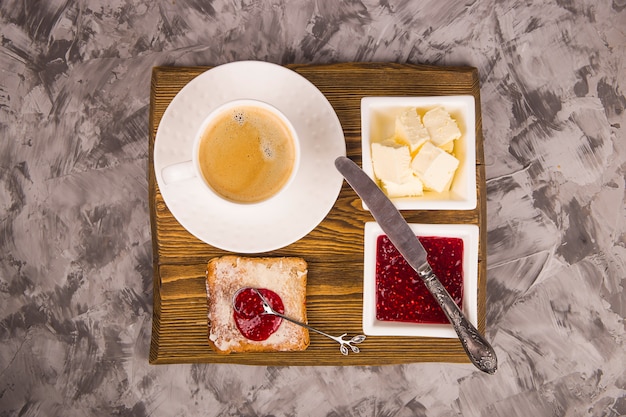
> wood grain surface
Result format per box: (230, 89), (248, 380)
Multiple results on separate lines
(149, 62), (487, 365)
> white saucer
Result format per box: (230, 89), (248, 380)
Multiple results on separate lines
(154, 61), (346, 253)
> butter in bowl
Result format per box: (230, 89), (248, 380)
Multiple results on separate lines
(360, 96), (477, 211)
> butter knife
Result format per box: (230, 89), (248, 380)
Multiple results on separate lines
(335, 156), (497, 374)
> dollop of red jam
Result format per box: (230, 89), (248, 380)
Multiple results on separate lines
(376, 235), (464, 324)
(233, 288), (284, 341)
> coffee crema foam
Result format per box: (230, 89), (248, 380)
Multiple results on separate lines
(197, 105), (297, 204)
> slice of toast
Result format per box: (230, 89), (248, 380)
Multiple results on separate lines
(206, 256), (309, 354)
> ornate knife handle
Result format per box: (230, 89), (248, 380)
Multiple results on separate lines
(417, 263), (498, 374)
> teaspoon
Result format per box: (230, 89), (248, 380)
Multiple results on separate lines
(233, 288), (366, 355)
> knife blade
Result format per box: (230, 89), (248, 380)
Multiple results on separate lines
(335, 156), (497, 374)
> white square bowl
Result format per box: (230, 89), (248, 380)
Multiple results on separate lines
(363, 222), (479, 338)
(361, 96), (477, 210)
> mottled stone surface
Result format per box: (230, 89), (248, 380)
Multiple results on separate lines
(1, 0), (625, 416)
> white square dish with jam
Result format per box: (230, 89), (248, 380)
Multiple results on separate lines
(363, 222), (479, 338)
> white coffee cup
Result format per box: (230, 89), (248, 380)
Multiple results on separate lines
(161, 99), (300, 205)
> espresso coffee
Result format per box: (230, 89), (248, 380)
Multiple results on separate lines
(197, 105), (297, 204)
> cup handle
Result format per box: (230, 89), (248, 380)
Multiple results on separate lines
(161, 161), (195, 185)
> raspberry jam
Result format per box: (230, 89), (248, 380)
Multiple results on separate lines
(233, 288), (284, 341)
(376, 235), (464, 324)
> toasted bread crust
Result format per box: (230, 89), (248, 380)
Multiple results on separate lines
(206, 256), (309, 354)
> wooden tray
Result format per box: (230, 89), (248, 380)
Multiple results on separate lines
(149, 63), (486, 365)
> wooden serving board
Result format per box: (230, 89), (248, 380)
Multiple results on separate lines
(149, 63), (486, 365)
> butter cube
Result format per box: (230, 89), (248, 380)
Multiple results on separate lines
(411, 141), (459, 193)
(395, 108), (430, 153)
(381, 175), (424, 198)
(371, 141), (413, 184)
(423, 107), (461, 150)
